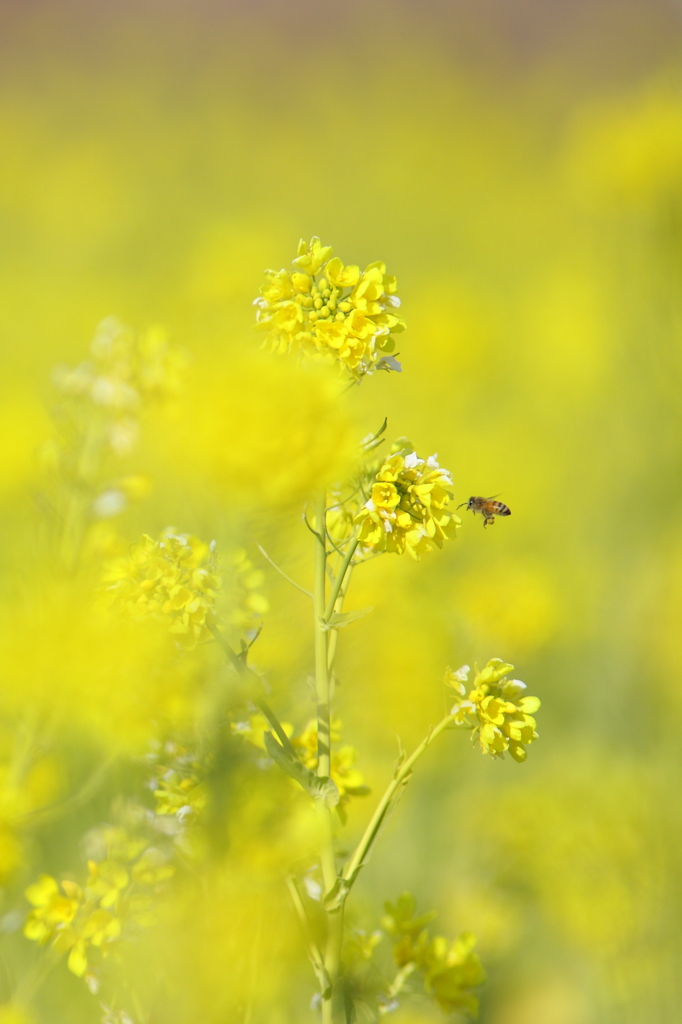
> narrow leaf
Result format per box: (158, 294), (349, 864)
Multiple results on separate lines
(263, 732), (340, 807)
(320, 607), (373, 632)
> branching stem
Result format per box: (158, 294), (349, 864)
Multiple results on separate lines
(256, 543), (313, 598)
(342, 714), (453, 891)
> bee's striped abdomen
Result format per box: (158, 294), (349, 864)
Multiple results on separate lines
(489, 500), (511, 516)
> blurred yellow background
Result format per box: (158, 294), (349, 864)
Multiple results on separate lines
(2, 0), (682, 1021)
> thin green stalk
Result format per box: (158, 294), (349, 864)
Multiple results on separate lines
(313, 495), (336, 889)
(313, 493), (343, 1024)
(343, 714), (453, 889)
(327, 565), (353, 676)
(285, 876), (329, 994)
(324, 536), (359, 621)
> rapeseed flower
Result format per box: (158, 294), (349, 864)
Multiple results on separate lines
(24, 831), (174, 979)
(292, 720), (368, 808)
(447, 660), (541, 762)
(382, 893), (485, 1016)
(102, 530), (221, 648)
(355, 444), (459, 558)
(255, 237), (405, 380)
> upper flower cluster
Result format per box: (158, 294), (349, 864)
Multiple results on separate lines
(102, 531), (221, 649)
(254, 237), (405, 380)
(354, 444), (460, 559)
(447, 659), (541, 762)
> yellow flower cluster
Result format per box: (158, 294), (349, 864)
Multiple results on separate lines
(53, 317), (185, 412)
(355, 444), (459, 558)
(382, 893), (486, 1016)
(232, 715), (367, 811)
(24, 832), (174, 980)
(447, 660), (541, 762)
(102, 531), (221, 648)
(152, 745), (209, 822)
(48, 318), (185, 466)
(255, 237), (405, 380)
(292, 719), (369, 810)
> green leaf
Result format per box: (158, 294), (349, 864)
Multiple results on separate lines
(360, 417), (388, 449)
(320, 607), (373, 632)
(263, 732), (340, 807)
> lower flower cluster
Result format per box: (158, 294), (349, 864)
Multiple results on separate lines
(24, 829), (174, 982)
(382, 893), (486, 1016)
(447, 659), (541, 762)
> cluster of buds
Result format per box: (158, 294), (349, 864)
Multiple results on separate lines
(254, 237), (405, 380)
(102, 531), (221, 649)
(354, 443), (460, 559)
(382, 893), (486, 1016)
(24, 829), (174, 982)
(447, 660), (541, 762)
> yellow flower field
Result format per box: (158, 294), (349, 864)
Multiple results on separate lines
(1, 1), (682, 1022)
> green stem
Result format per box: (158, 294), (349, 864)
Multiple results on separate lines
(327, 565), (352, 676)
(313, 493), (343, 1024)
(324, 536), (359, 621)
(342, 714), (453, 889)
(285, 876), (330, 995)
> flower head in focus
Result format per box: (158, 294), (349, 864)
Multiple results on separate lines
(354, 442), (459, 559)
(102, 530), (221, 649)
(447, 660), (541, 762)
(254, 237), (405, 381)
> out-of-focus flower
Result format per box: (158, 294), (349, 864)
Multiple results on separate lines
(292, 720), (369, 807)
(382, 893), (485, 1016)
(24, 828), (174, 979)
(54, 318), (186, 410)
(102, 530), (221, 649)
(255, 238), (405, 380)
(355, 444), (459, 559)
(0, 1004), (33, 1024)
(152, 745), (209, 823)
(223, 548), (269, 632)
(448, 659), (541, 763)
(165, 353), (357, 508)
(231, 713), (293, 752)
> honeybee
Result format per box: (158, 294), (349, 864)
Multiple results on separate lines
(457, 495), (511, 528)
